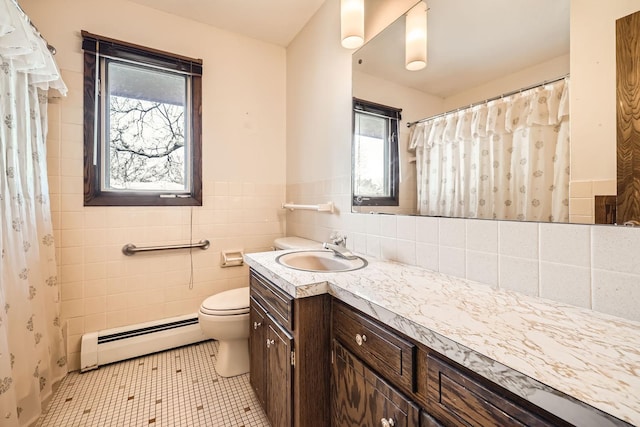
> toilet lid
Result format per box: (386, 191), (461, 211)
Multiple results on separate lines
(200, 287), (250, 316)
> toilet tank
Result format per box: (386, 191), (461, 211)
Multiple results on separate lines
(273, 237), (323, 250)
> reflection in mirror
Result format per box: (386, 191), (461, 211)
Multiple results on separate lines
(408, 77), (570, 222)
(352, 99), (401, 207)
(351, 0), (573, 222)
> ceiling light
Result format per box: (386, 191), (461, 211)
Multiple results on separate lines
(406, 1), (427, 71)
(341, 0), (364, 49)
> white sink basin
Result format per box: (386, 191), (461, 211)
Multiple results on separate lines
(276, 250), (367, 272)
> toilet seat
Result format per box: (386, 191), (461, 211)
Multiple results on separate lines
(200, 287), (249, 316)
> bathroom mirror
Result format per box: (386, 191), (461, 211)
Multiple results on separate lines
(351, 0), (591, 222)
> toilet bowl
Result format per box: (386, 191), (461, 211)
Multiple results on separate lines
(198, 287), (250, 378)
(198, 237), (319, 377)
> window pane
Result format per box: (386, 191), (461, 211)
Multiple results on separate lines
(353, 112), (389, 197)
(105, 61), (188, 192)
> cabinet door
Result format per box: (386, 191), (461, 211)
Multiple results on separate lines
(249, 298), (267, 407)
(332, 340), (419, 427)
(267, 320), (294, 427)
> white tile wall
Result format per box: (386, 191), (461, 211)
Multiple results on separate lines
(439, 218), (466, 249)
(288, 181), (640, 323)
(540, 224), (591, 267)
(439, 247), (466, 277)
(592, 225), (640, 275)
(49, 68), (286, 371)
(592, 269), (640, 319)
(466, 251), (498, 287)
(568, 179), (617, 224)
(540, 262), (591, 308)
(499, 256), (540, 297)
(466, 220), (498, 253)
(396, 216), (416, 241)
(416, 216), (439, 244)
(499, 221), (538, 259)
(396, 239), (416, 266)
(415, 242), (439, 271)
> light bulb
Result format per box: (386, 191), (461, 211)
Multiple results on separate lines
(341, 0), (364, 49)
(405, 1), (427, 71)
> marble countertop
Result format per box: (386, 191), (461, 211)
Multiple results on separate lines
(245, 250), (640, 426)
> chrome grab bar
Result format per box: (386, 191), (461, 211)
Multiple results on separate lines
(122, 239), (210, 256)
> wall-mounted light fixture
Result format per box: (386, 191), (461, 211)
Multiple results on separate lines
(405, 1), (427, 71)
(341, 0), (364, 49)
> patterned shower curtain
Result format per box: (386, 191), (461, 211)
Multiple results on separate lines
(0, 1), (68, 425)
(409, 78), (570, 222)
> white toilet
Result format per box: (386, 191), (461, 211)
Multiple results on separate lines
(198, 237), (321, 378)
(198, 287), (250, 378)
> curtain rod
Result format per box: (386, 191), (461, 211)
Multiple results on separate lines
(406, 73), (569, 128)
(10, 0), (56, 55)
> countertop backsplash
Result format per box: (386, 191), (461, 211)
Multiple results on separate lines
(285, 183), (640, 324)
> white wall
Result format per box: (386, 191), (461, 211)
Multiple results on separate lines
(571, 0), (640, 183)
(286, 0), (640, 323)
(22, 0), (287, 370)
(442, 54), (570, 111)
(567, 1), (640, 224)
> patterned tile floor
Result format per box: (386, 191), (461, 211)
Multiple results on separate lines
(36, 340), (270, 427)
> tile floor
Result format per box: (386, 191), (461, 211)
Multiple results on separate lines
(36, 340), (270, 427)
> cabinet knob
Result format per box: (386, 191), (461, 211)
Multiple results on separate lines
(253, 321), (262, 330)
(380, 418), (395, 427)
(266, 339), (275, 348)
(355, 333), (367, 346)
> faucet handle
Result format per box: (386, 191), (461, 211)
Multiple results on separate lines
(330, 231), (346, 246)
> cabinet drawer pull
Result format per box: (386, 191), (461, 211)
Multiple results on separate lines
(253, 321), (262, 329)
(266, 339), (275, 348)
(380, 418), (395, 427)
(355, 333), (367, 346)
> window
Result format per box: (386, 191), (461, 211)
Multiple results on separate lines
(82, 31), (203, 206)
(352, 98), (401, 206)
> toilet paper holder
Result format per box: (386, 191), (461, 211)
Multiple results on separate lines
(221, 250), (244, 268)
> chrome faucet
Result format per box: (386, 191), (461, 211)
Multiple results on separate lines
(329, 232), (347, 247)
(323, 242), (358, 260)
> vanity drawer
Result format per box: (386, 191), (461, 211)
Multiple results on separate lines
(332, 300), (415, 395)
(332, 340), (420, 427)
(426, 354), (557, 427)
(250, 269), (293, 330)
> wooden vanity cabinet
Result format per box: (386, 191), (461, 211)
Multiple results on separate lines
(332, 300), (570, 427)
(249, 269), (616, 427)
(249, 269), (331, 427)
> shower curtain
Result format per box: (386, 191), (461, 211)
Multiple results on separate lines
(0, 1), (68, 426)
(409, 78), (570, 222)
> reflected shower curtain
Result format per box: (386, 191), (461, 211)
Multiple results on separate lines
(409, 78), (570, 222)
(0, 1), (68, 426)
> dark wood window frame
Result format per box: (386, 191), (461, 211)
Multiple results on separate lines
(82, 30), (203, 206)
(352, 98), (401, 207)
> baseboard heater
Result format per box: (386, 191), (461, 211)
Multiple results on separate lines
(80, 313), (207, 372)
